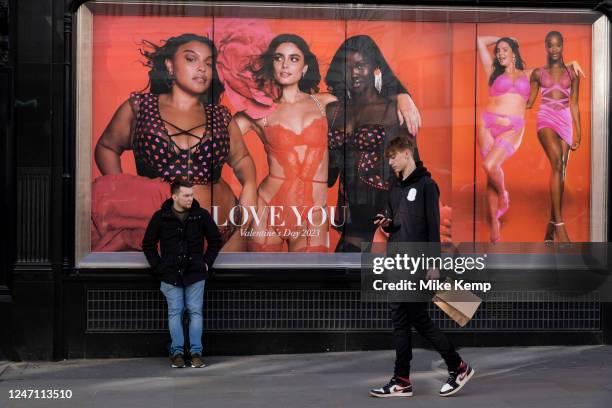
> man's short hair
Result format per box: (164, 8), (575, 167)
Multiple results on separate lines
(170, 180), (193, 195)
(385, 136), (416, 158)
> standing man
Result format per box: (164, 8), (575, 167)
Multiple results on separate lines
(370, 136), (474, 397)
(142, 180), (222, 368)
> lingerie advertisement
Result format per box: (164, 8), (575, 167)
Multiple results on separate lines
(77, 3), (597, 266)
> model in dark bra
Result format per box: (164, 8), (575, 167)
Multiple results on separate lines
(325, 35), (421, 252)
(94, 34), (257, 251)
(222, 32), (421, 252)
(328, 99), (419, 252)
(131, 92), (231, 184)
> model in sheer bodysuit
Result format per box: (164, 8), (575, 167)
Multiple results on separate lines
(229, 33), (420, 252)
(328, 99), (419, 251)
(324, 35), (424, 251)
(232, 35), (335, 252)
(249, 94), (329, 251)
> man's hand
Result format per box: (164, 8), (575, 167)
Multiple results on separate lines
(373, 214), (391, 228)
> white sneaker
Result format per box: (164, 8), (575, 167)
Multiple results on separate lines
(370, 377), (413, 398)
(439, 361), (475, 397)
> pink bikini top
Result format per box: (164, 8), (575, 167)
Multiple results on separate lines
(540, 67), (571, 109)
(489, 73), (530, 101)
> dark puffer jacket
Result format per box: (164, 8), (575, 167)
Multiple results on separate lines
(142, 198), (222, 286)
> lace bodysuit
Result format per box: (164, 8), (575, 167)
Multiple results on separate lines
(328, 101), (418, 249)
(249, 94), (328, 251)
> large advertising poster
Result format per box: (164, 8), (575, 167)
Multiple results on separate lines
(75, 2), (606, 268)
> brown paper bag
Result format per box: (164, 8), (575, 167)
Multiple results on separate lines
(432, 279), (482, 327)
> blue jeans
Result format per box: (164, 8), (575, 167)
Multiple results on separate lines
(160, 280), (205, 356)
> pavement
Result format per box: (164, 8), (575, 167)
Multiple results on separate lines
(1, 346), (611, 408)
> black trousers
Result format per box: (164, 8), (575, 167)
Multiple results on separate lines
(390, 301), (462, 377)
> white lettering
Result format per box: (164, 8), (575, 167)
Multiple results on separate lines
(373, 257), (385, 274)
(269, 206), (284, 227)
(228, 206), (248, 227)
(248, 206), (262, 227)
(290, 206), (308, 227)
(372, 280), (417, 291)
(329, 206), (347, 228)
(212, 206), (227, 227)
(307, 206), (327, 227)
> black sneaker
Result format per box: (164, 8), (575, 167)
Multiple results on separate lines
(439, 361), (474, 396)
(190, 353), (205, 368)
(170, 354), (186, 368)
(370, 377), (413, 398)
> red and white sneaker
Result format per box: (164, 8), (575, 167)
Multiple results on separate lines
(439, 361), (475, 396)
(370, 376), (413, 398)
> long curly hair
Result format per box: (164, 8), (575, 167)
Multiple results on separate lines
(253, 33), (321, 95)
(489, 37), (526, 86)
(140, 33), (224, 104)
(325, 35), (407, 100)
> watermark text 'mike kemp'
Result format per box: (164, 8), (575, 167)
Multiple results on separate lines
(372, 278), (492, 292)
(370, 254), (492, 292)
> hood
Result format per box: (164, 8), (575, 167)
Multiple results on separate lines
(398, 161), (431, 187)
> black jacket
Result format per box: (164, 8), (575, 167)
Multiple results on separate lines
(382, 162), (440, 243)
(142, 198), (222, 286)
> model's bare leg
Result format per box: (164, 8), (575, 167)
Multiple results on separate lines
(480, 128), (521, 243)
(538, 128), (570, 242)
(477, 125), (498, 242)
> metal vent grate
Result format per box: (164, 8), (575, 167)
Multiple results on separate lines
(16, 168), (50, 263)
(87, 289), (600, 332)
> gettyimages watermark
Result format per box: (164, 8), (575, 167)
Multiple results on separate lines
(371, 253), (491, 293)
(361, 242), (612, 302)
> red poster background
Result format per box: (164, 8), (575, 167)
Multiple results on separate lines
(90, 15), (592, 252)
(471, 24), (591, 242)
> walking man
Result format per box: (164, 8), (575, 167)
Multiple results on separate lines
(142, 180), (222, 368)
(370, 136), (474, 397)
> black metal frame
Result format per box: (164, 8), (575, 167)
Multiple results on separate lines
(1, 0), (15, 293)
(64, 0), (612, 280)
(65, 0), (612, 14)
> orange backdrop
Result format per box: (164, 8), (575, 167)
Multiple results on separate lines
(92, 16), (454, 251)
(91, 15), (592, 249)
(469, 24), (592, 242)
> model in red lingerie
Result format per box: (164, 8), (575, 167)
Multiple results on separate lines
(217, 27), (420, 252)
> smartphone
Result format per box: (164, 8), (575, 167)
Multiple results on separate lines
(372, 214), (386, 222)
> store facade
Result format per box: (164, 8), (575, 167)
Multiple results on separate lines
(2, 0), (612, 360)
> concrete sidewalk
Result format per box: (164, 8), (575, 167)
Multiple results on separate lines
(1, 346), (611, 407)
